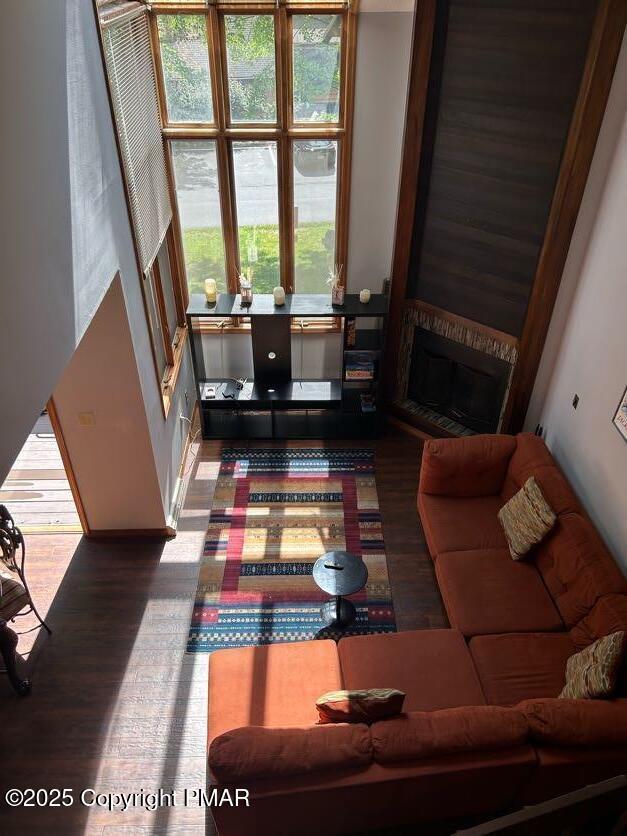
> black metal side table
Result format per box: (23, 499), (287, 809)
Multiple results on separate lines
(313, 551), (368, 628)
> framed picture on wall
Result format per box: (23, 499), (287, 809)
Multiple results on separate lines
(612, 386), (627, 442)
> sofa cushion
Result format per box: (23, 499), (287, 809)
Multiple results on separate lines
(518, 697), (627, 746)
(418, 494), (508, 557)
(470, 633), (576, 706)
(316, 689), (405, 724)
(501, 435), (580, 517)
(533, 513), (627, 629)
(436, 549), (564, 637)
(498, 477), (556, 560)
(559, 631), (627, 700)
(570, 594), (627, 650)
(208, 640), (342, 743)
(209, 723), (373, 783)
(371, 706), (528, 764)
(419, 434), (517, 498)
(338, 629), (486, 712)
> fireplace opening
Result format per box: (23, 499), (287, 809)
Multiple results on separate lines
(408, 327), (510, 434)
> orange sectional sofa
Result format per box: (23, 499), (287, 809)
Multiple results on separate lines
(207, 433), (627, 836)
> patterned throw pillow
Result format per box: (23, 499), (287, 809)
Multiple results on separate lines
(316, 688), (405, 724)
(498, 476), (556, 560)
(559, 631), (627, 700)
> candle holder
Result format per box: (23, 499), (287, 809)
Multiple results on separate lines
(204, 279), (217, 305)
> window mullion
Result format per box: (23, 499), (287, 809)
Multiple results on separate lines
(209, 7), (239, 293)
(277, 7), (294, 293)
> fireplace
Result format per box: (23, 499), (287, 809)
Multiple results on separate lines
(408, 328), (511, 434)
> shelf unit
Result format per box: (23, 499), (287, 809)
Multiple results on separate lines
(186, 293), (388, 439)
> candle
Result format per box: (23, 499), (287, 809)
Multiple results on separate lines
(204, 279), (217, 304)
(273, 286), (285, 306)
(359, 288), (371, 304)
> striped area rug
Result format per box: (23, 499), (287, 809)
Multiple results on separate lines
(187, 448), (396, 652)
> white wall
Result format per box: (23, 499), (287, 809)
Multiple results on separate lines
(0, 0), (194, 526)
(201, 331), (343, 380)
(53, 276), (166, 530)
(347, 6), (415, 293)
(526, 30), (627, 572)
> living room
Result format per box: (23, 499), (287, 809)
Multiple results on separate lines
(1, 0), (626, 833)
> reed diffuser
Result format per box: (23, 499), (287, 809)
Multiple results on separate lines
(239, 267), (253, 306)
(328, 264), (344, 306)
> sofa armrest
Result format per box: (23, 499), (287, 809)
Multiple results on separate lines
(209, 723), (372, 783)
(419, 435), (517, 497)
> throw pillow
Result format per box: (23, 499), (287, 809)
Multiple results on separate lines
(316, 688), (405, 724)
(559, 630), (627, 699)
(498, 476), (556, 560)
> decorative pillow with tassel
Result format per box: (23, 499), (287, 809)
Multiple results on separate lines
(316, 688), (405, 724)
(560, 631), (627, 700)
(498, 476), (556, 560)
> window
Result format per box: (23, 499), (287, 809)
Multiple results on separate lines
(144, 228), (187, 386)
(170, 140), (227, 294)
(98, 3), (189, 414)
(152, 1), (357, 306)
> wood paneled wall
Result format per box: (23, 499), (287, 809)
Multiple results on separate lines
(406, 0), (597, 337)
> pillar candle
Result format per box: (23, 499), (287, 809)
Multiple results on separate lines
(204, 279), (217, 304)
(273, 286), (286, 306)
(359, 288), (371, 304)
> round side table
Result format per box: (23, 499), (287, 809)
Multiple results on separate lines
(313, 551), (368, 628)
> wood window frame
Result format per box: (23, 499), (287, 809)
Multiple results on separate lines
(94, 2), (190, 419)
(149, 0), (358, 333)
(144, 224), (190, 415)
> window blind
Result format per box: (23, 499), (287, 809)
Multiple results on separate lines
(103, 10), (172, 271)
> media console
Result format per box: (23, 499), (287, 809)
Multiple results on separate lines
(186, 293), (388, 439)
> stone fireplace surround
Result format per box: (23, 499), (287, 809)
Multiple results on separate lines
(395, 301), (518, 436)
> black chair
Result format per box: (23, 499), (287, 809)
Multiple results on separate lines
(0, 505), (52, 695)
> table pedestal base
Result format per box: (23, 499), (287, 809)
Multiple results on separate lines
(320, 596), (356, 628)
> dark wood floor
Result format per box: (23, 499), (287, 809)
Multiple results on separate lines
(0, 430), (446, 835)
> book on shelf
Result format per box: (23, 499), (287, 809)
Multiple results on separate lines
(345, 350), (375, 380)
(345, 317), (356, 347)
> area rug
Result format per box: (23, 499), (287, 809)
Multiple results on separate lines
(187, 448), (396, 652)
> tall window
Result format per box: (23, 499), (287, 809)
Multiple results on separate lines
(151, 1), (357, 300)
(98, 3), (188, 415)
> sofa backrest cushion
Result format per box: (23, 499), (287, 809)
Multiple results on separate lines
(533, 513), (626, 629)
(209, 723), (372, 784)
(518, 698), (627, 746)
(570, 594), (627, 650)
(420, 434), (517, 497)
(371, 706), (528, 765)
(501, 435), (580, 517)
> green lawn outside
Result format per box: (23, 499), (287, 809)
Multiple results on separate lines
(182, 222), (334, 295)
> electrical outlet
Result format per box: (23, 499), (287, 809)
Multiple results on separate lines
(572, 394), (579, 410)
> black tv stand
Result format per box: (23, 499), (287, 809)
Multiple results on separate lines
(186, 293), (388, 439)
